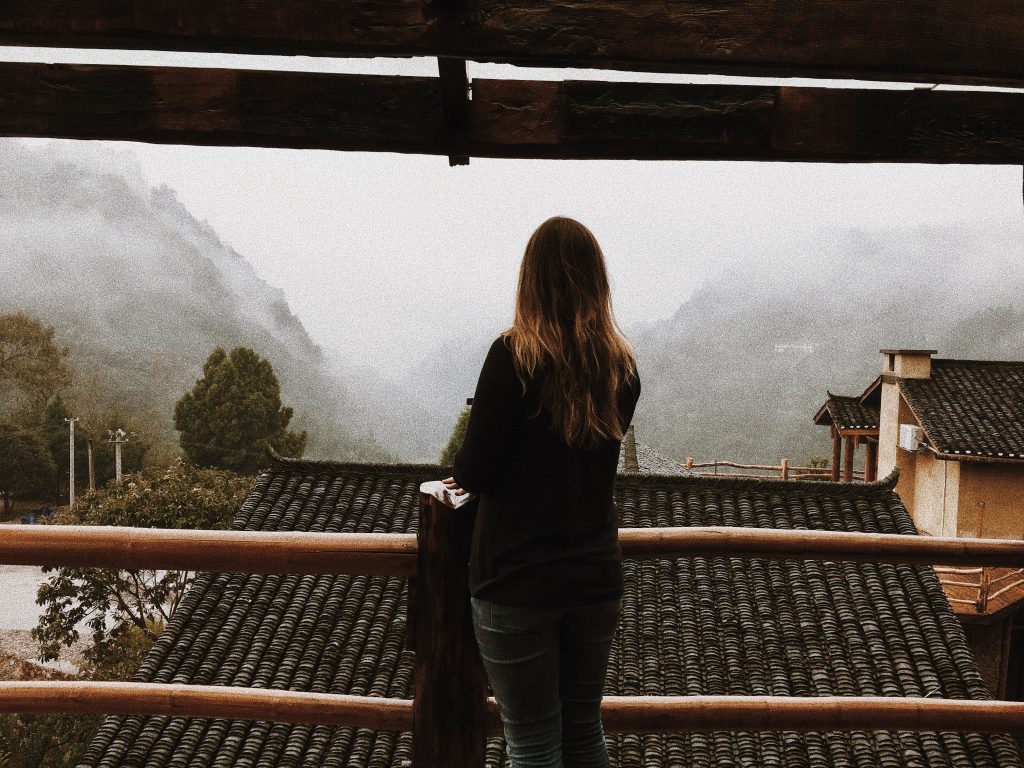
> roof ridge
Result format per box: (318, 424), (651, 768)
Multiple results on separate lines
(616, 467), (900, 495)
(266, 447), (900, 497)
(932, 357), (1024, 367)
(266, 445), (449, 475)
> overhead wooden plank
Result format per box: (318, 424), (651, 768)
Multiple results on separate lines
(0, 1), (1023, 87)
(2, 62), (1024, 163)
(0, 63), (449, 153)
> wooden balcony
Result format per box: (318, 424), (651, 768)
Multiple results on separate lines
(4, 492), (1024, 766)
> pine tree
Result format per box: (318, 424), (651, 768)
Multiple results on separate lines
(173, 347), (306, 474)
(439, 405), (471, 466)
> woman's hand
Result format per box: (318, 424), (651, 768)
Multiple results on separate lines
(442, 476), (468, 496)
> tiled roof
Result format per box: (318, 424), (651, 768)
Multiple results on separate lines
(77, 460), (1021, 768)
(617, 440), (692, 475)
(899, 359), (1024, 460)
(815, 392), (881, 431)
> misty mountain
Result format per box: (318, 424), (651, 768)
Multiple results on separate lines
(0, 140), (434, 462)
(628, 220), (1024, 464)
(395, 218), (1024, 468)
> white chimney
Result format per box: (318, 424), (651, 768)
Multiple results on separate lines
(881, 348), (937, 379)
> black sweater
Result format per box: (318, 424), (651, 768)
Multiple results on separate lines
(452, 334), (641, 608)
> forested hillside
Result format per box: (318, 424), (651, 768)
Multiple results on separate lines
(0, 141), (416, 462)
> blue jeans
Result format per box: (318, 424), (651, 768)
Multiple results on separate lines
(470, 595), (622, 768)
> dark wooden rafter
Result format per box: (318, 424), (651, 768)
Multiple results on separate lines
(431, 0), (471, 166)
(2, 1), (1024, 88)
(3, 63), (1024, 163)
(437, 59), (470, 166)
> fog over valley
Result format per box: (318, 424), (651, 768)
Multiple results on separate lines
(3, 138), (1023, 467)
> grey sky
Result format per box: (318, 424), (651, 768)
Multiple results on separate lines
(5, 46), (1022, 374)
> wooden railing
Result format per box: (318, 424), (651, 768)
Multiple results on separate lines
(684, 457), (864, 481)
(0, 525), (418, 575)
(3, 495), (1024, 767)
(5, 682), (1024, 737)
(935, 565), (1024, 613)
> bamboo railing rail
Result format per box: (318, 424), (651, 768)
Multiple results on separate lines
(0, 524), (418, 575)
(987, 581), (1024, 606)
(991, 569), (1024, 587)
(547, 696), (1024, 736)
(5, 682), (1024, 736)
(4, 525), (1024, 571)
(0, 681), (413, 731)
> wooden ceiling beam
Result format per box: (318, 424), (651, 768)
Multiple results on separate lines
(2, 62), (1024, 163)
(1, 1), (1023, 88)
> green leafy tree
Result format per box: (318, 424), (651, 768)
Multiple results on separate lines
(439, 405), (471, 466)
(0, 710), (101, 768)
(173, 346), (307, 474)
(0, 311), (72, 425)
(0, 424), (57, 517)
(32, 460), (253, 669)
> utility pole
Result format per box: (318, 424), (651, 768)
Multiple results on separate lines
(107, 429), (128, 482)
(87, 441), (96, 492)
(64, 417), (79, 508)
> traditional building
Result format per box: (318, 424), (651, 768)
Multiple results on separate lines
(817, 349), (1024, 700)
(872, 350), (1024, 540)
(815, 349), (1024, 542)
(75, 453), (1020, 767)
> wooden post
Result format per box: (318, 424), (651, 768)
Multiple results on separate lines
(781, 458), (789, 480)
(977, 568), (991, 613)
(831, 428), (842, 482)
(865, 441), (878, 483)
(843, 436), (855, 483)
(87, 441), (95, 492)
(413, 493), (486, 768)
(685, 457), (694, 470)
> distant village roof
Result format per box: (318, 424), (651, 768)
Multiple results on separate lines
(899, 359), (1024, 461)
(77, 459), (1021, 768)
(813, 392), (881, 432)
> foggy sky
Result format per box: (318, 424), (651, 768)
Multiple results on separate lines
(4, 46), (1023, 376)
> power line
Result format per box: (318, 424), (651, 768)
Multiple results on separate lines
(0, 422), (66, 443)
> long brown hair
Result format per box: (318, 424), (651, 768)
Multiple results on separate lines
(503, 216), (638, 448)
